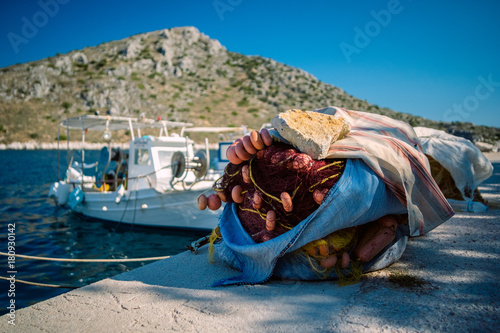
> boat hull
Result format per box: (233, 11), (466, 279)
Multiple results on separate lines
(74, 187), (221, 231)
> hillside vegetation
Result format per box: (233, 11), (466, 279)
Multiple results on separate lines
(0, 26), (498, 145)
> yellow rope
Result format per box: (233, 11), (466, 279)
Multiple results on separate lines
(336, 260), (363, 286)
(277, 222), (293, 230)
(308, 172), (342, 191)
(0, 276), (78, 289)
(301, 227), (357, 255)
(208, 226), (221, 264)
(300, 227), (362, 284)
(0, 252), (170, 262)
(248, 158), (283, 203)
(213, 165), (241, 192)
(212, 174), (224, 192)
(238, 206), (293, 230)
(317, 160), (344, 172)
(291, 183), (302, 199)
(239, 206), (267, 220)
(224, 164), (240, 177)
(305, 253), (330, 279)
(307, 160), (344, 191)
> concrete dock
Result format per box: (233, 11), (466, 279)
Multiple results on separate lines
(2, 154), (499, 332)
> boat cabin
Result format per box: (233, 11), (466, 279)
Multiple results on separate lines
(128, 135), (200, 192)
(55, 115), (209, 194)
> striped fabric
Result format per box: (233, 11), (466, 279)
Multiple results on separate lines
(315, 106), (454, 236)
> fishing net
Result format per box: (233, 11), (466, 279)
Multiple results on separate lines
(207, 108), (456, 287)
(213, 143), (346, 243)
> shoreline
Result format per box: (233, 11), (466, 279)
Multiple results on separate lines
(1, 139), (498, 153)
(0, 141), (220, 150)
(483, 151), (500, 162)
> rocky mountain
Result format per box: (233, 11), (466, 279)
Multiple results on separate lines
(0, 26), (498, 147)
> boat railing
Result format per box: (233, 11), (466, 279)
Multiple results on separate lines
(74, 158), (210, 193)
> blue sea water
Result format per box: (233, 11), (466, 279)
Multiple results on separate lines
(0, 150), (212, 315)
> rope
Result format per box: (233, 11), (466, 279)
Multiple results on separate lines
(239, 206), (267, 220)
(248, 158), (282, 203)
(225, 168), (240, 178)
(308, 160), (345, 191)
(0, 252), (170, 263)
(248, 158), (345, 202)
(317, 160), (344, 172)
(291, 182), (302, 199)
(308, 172), (342, 191)
(335, 260), (363, 286)
(213, 165), (239, 192)
(208, 227), (221, 263)
(305, 252), (330, 278)
(0, 276), (78, 289)
(238, 206), (293, 230)
(212, 175), (225, 192)
(277, 221), (293, 230)
(300, 226), (362, 285)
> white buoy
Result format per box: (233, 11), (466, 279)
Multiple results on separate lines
(102, 206), (108, 211)
(115, 184), (125, 203)
(141, 204), (148, 209)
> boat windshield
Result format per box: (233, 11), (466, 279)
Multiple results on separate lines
(157, 150), (173, 169)
(134, 149), (151, 166)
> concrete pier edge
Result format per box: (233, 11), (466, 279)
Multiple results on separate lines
(2, 153), (499, 332)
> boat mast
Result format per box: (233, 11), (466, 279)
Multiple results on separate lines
(56, 122), (61, 181)
(79, 117), (85, 189)
(162, 121), (168, 136)
(128, 119), (135, 140)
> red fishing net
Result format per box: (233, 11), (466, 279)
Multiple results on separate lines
(214, 143), (346, 243)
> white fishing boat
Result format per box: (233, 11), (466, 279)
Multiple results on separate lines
(49, 115), (237, 230)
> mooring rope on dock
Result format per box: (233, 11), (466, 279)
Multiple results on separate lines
(0, 252), (172, 289)
(0, 276), (78, 289)
(0, 252), (170, 262)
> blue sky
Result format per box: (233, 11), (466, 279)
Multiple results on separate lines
(1, 0), (499, 127)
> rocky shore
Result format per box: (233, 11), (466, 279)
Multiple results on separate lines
(0, 141), (219, 150)
(1, 26), (499, 145)
(0, 141), (128, 150)
(1, 140), (497, 153)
